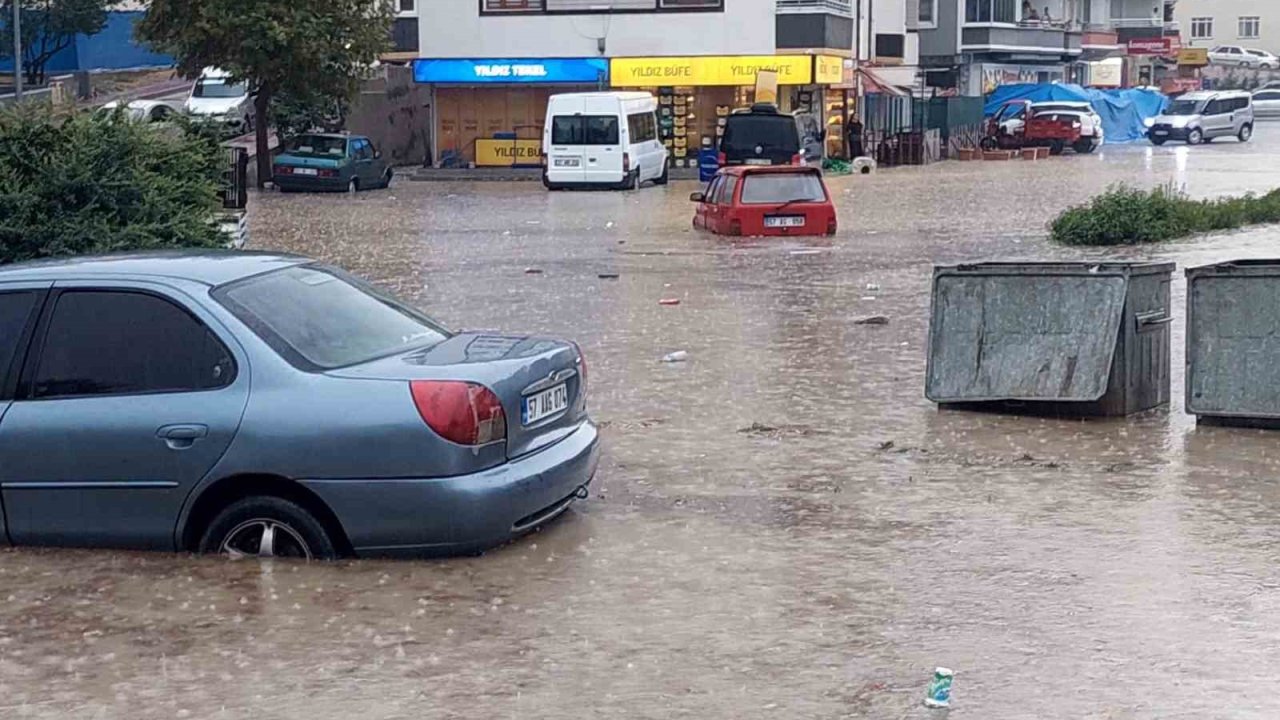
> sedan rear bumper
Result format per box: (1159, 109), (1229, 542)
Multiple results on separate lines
(300, 420), (600, 557)
(274, 176), (350, 192)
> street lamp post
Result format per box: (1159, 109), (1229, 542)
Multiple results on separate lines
(11, 0), (22, 98)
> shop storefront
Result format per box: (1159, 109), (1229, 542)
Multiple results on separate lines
(608, 54), (844, 167)
(413, 58), (608, 166)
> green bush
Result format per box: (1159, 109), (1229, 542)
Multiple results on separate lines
(1051, 183), (1280, 246)
(0, 105), (228, 265)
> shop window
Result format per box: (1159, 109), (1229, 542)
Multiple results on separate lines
(965, 0), (1017, 24)
(483, 0), (543, 11)
(1190, 17), (1213, 39)
(1238, 16), (1260, 40)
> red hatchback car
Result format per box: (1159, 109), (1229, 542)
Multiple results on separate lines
(691, 165), (837, 237)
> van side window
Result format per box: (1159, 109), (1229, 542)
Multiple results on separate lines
(627, 112), (657, 143)
(1235, 96), (1251, 111)
(1203, 100), (1222, 115)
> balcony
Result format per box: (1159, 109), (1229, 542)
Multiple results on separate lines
(960, 24), (1083, 57)
(776, 0), (853, 18)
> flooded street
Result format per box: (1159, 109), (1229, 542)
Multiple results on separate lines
(7, 131), (1280, 718)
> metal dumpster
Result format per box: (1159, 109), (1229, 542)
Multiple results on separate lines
(1186, 260), (1280, 426)
(926, 262), (1174, 417)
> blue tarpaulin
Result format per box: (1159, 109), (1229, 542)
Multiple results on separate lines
(984, 84), (1169, 144)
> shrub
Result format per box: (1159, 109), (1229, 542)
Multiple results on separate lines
(0, 105), (228, 265)
(1051, 183), (1280, 246)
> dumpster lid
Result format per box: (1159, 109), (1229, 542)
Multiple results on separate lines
(926, 265), (1132, 403)
(1186, 259), (1280, 278)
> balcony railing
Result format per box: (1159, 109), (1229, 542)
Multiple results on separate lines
(776, 0), (853, 18)
(1110, 16), (1162, 28)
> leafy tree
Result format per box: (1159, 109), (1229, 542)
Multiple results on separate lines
(0, 0), (108, 86)
(137, 0), (393, 186)
(0, 106), (227, 264)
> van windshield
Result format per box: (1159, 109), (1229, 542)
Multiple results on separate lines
(1165, 99), (1202, 115)
(722, 115), (800, 154)
(551, 115), (619, 145)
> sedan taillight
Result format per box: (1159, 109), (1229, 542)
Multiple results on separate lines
(410, 380), (507, 446)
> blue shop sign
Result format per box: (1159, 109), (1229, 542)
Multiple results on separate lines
(414, 58), (608, 84)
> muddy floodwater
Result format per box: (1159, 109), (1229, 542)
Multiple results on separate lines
(6, 134), (1280, 719)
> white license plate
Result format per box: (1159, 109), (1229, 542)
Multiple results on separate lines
(1152, 130), (1168, 136)
(295, 168), (319, 176)
(744, 158), (771, 166)
(765, 216), (805, 228)
(554, 158), (580, 167)
(524, 383), (569, 425)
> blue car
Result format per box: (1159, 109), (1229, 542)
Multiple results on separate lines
(0, 252), (598, 558)
(273, 133), (394, 193)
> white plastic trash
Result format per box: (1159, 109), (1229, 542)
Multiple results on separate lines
(852, 156), (876, 175)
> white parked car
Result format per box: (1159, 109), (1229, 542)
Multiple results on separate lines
(999, 100), (1105, 152)
(1210, 45), (1271, 67)
(96, 99), (183, 123)
(1253, 88), (1280, 118)
(184, 67), (255, 135)
(1246, 49), (1280, 69)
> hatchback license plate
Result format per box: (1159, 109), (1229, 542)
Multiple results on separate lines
(765, 215), (805, 228)
(554, 158), (580, 167)
(295, 168), (319, 176)
(524, 383), (569, 425)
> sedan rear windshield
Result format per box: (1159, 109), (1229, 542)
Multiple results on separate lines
(551, 115), (619, 145)
(213, 265), (449, 371)
(740, 173), (826, 204)
(722, 115), (800, 153)
(284, 135), (348, 158)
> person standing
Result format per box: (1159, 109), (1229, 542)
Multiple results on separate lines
(846, 114), (865, 159)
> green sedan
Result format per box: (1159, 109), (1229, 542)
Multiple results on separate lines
(272, 133), (393, 193)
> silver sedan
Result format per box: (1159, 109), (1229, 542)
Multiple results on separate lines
(1253, 89), (1280, 119)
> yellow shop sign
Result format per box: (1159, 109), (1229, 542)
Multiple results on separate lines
(475, 138), (542, 167)
(814, 55), (845, 85)
(610, 55), (815, 87)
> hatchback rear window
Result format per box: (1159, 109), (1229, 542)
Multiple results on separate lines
(213, 265), (449, 371)
(721, 115), (800, 153)
(551, 115), (619, 145)
(740, 173), (827, 204)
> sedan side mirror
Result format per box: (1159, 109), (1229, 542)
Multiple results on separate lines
(689, 192), (705, 203)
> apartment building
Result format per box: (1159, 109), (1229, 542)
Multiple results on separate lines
(916, 0), (1177, 93)
(1176, 0), (1277, 53)
(410, 0), (917, 165)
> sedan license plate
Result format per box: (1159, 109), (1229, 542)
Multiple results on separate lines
(765, 215), (805, 228)
(554, 158), (581, 167)
(524, 383), (569, 425)
(744, 158), (771, 166)
(295, 168), (319, 176)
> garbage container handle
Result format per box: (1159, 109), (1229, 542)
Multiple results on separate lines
(1136, 311), (1173, 330)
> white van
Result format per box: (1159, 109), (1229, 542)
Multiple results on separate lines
(542, 92), (668, 190)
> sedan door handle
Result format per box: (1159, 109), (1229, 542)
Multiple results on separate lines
(157, 424), (208, 450)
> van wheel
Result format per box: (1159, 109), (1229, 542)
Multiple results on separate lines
(1187, 128), (1203, 145)
(1239, 124), (1253, 142)
(628, 169), (641, 190)
(1073, 139), (1096, 154)
(655, 160), (669, 185)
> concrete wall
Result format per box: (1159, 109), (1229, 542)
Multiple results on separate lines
(918, 0), (960, 60)
(347, 65), (432, 167)
(1175, 0), (1278, 53)
(418, 0), (776, 58)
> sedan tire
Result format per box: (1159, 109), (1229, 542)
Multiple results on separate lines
(199, 496), (338, 560)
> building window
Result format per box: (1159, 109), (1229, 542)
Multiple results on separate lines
(658, 0), (722, 7)
(483, 0), (543, 11)
(919, 0), (935, 25)
(965, 0), (1016, 24)
(398, 0), (414, 11)
(1190, 17), (1213, 39)
(1239, 16), (1260, 40)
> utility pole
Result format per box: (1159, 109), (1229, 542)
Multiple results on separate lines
(11, 0), (22, 98)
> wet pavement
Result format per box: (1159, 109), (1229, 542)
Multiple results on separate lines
(7, 130), (1280, 718)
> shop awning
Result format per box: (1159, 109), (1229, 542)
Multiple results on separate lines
(858, 68), (909, 96)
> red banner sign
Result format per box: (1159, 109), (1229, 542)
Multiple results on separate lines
(1127, 37), (1174, 55)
